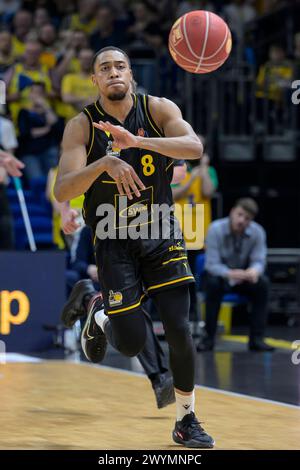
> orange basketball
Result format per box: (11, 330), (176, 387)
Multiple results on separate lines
(168, 10), (232, 74)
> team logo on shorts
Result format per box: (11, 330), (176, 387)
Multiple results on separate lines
(108, 290), (123, 307)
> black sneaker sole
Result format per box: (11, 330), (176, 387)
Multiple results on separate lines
(61, 280), (94, 327)
(81, 307), (107, 363)
(172, 431), (215, 449)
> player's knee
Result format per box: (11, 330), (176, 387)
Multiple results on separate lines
(117, 337), (145, 357)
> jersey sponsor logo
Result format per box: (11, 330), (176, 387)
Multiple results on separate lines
(114, 187), (154, 229)
(108, 290), (123, 307)
(119, 200), (149, 218)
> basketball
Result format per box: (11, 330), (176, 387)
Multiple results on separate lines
(168, 10), (232, 74)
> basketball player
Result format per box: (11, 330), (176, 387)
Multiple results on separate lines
(54, 46), (214, 448)
(59, 163), (187, 409)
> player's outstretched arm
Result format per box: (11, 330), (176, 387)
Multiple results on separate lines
(93, 97), (202, 160)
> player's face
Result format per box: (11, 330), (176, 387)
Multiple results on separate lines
(230, 207), (253, 234)
(92, 51), (132, 101)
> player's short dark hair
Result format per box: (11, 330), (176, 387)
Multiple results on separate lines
(234, 198), (259, 218)
(92, 46), (131, 71)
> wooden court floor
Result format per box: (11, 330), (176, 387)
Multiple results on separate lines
(0, 361), (299, 450)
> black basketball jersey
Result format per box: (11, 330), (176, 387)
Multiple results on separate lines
(82, 93), (175, 231)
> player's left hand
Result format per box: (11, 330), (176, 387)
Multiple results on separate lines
(93, 121), (138, 149)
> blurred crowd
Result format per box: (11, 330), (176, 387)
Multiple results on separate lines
(0, 0), (299, 254)
(0, 0), (296, 181)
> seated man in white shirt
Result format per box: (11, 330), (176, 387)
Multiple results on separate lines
(198, 198), (274, 352)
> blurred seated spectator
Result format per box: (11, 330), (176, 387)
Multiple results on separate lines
(172, 150), (218, 322)
(256, 44), (293, 131)
(126, 1), (163, 58)
(0, 0), (22, 24)
(89, 4), (128, 52)
(11, 9), (33, 58)
(52, 29), (89, 90)
(293, 31), (300, 68)
(17, 81), (62, 180)
(61, 48), (98, 120)
(0, 165), (14, 249)
(0, 29), (17, 78)
(38, 23), (59, 69)
(6, 40), (53, 124)
(66, 225), (99, 294)
(222, 0), (257, 40)
(0, 107), (18, 249)
(256, 44), (293, 102)
(197, 198), (274, 352)
(32, 6), (51, 32)
(62, 0), (98, 35)
(46, 166), (83, 250)
(177, 0), (215, 17)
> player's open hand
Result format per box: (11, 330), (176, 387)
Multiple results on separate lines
(0, 151), (24, 177)
(61, 208), (81, 234)
(93, 121), (138, 149)
(102, 155), (145, 200)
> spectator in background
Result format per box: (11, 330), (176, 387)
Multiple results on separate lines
(126, 1), (163, 58)
(0, 149), (24, 176)
(177, 0), (216, 17)
(66, 225), (99, 293)
(17, 81), (61, 180)
(197, 198), (273, 352)
(172, 150), (218, 322)
(46, 165), (83, 250)
(32, 6), (51, 31)
(38, 23), (59, 69)
(52, 29), (89, 89)
(11, 9), (33, 58)
(6, 40), (53, 124)
(0, 0), (22, 22)
(90, 4), (127, 52)
(222, 0), (257, 41)
(256, 44), (293, 131)
(0, 29), (16, 77)
(61, 47), (98, 121)
(0, 107), (18, 249)
(293, 31), (300, 69)
(62, 0), (98, 35)
(256, 44), (293, 102)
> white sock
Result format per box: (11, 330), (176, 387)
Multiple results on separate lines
(175, 390), (195, 421)
(94, 309), (108, 332)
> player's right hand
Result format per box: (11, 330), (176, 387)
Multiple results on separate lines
(102, 155), (145, 200)
(61, 208), (81, 234)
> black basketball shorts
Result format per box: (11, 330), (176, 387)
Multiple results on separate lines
(94, 221), (195, 317)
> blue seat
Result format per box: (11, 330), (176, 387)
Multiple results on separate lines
(195, 253), (248, 334)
